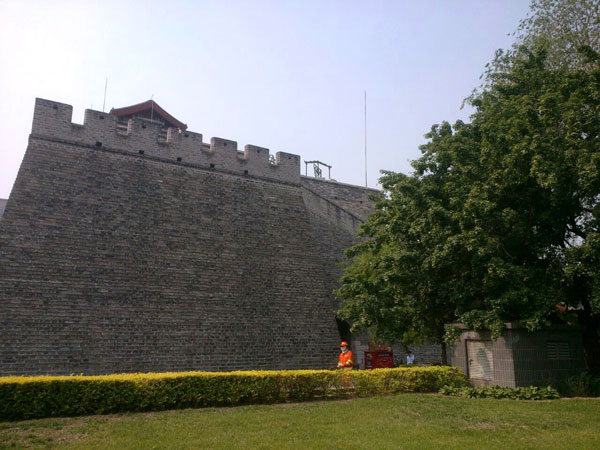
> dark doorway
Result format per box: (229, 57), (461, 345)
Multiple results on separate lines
(336, 318), (352, 343)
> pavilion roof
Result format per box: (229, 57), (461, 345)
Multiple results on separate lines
(110, 100), (187, 130)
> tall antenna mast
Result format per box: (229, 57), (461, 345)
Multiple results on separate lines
(364, 91), (367, 187)
(102, 77), (108, 112)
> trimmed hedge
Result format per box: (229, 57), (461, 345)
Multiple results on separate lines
(0, 367), (467, 421)
(439, 384), (560, 400)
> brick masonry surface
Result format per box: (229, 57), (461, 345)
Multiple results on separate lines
(300, 176), (379, 222)
(0, 99), (377, 375)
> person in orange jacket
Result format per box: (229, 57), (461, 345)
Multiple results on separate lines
(337, 341), (354, 369)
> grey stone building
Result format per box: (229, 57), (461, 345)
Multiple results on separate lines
(448, 323), (586, 387)
(0, 199), (7, 219)
(1, 98), (399, 376)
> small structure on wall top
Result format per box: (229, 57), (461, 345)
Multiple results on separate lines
(305, 160), (332, 179)
(111, 99), (188, 130)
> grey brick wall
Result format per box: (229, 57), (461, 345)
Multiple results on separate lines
(510, 327), (586, 386)
(300, 176), (379, 222)
(0, 98), (378, 376)
(31, 98), (301, 185)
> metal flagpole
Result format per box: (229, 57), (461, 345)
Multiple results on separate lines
(102, 77), (108, 112)
(364, 91), (367, 187)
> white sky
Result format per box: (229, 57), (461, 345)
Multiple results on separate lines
(0, 0), (531, 198)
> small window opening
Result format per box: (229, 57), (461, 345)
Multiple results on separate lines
(95, 141), (102, 147)
(547, 341), (570, 360)
(210, 163), (215, 169)
(177, 157), (182, 162)
(139, 150), (144, 155)
(244, 170), (248, 175)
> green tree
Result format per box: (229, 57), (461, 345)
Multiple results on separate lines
(513, 0), (599, 70)
(471, 46), (600, 372)
(337, 121), (483, 365)
(337, 48), (600, 372)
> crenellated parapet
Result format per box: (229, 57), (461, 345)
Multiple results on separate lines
(31, 98), (301, 184)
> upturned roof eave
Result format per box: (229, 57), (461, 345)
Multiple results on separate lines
(110, 100), (188, 130)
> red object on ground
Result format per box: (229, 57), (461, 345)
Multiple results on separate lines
(364, 351), (394, 369)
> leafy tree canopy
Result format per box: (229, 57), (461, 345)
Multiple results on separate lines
(514, 0), (599, 70)
(337, 40), (600, 369)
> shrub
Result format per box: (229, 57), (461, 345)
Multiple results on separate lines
(439, 384), (560, 400)
(0, 366), (467, 421)
(557, 372), (600, 398)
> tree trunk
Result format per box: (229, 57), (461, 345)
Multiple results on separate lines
(580, 313), (600, 375)
(441, 341), (448, 366)
(578, 297), (600, 375)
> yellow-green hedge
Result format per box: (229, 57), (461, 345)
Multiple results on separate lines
(0, 366), (467, 421)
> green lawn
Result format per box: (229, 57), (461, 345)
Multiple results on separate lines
(1, 394), (599, 449)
